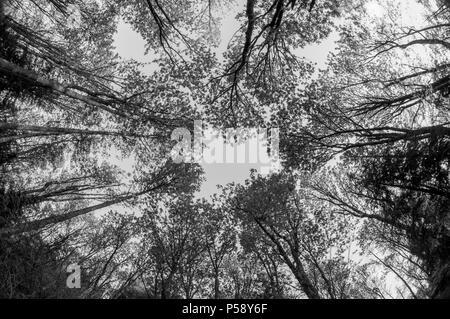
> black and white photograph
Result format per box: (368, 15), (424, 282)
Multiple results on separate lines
(1, 0), (450, 306)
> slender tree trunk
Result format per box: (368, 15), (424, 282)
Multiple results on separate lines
(0, 189), (150, 236)
(292, 266), (321, 299)
(0, 58), (128, 118)
(0, 0), (4, 24)
(252, 218), (322, 299)
(214, 272), (220, 299)
(0, 123), (155, 142)
(161, 277), (166, 299)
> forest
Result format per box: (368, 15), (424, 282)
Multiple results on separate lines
(1, 0), (450, 299)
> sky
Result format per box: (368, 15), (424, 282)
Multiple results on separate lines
(112, 3), (338, 199)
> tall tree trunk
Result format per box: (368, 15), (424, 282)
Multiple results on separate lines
(292, 265), (321, 299)
(160, 277), (167, 299)
(0, 0), (5, 24)
(0, 58), (128, 118)
(214, 272), (220, 299)
(253, 218), (322, 299)
(0, 123), (155, 144)
(0, 188), (153, 236)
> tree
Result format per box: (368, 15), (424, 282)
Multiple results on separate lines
(225, 171), (361, 299)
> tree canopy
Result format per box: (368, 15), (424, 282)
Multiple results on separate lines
(1, 0), (450, 299)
